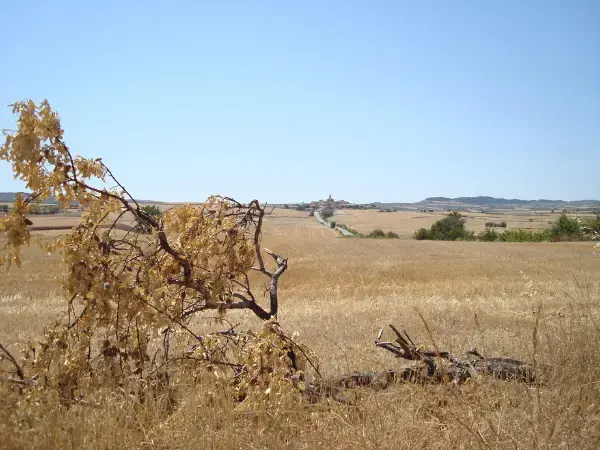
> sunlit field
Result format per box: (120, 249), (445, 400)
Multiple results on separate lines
(1, 207), (599, 449)
(333, 208), (595, 238)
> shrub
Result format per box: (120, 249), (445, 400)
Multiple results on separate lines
(337, 224), (361, 236)
(140, 205), (161, 217)
(330, 221), (336, 228)
(478, 227), (499, 242)
(321, 207), (334, 219)
(550, 212), (583, 241)
(415, 212), (471, 241)
(414, 228), (429, 240)
(583, 211), (600, 237)
(485, 221), (507, 228)
(462, 230), (476, 241)
(498, 229), (549, 242)
(385, 231), (399, 239)
(368, 229), (386, 238)
(28, 205), (60, 215)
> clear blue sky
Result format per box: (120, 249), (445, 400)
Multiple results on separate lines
(1, 1), (599, 203)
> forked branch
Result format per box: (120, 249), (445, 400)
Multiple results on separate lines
(0, 343), (25, 381)
(375, 324), (536, 384)
(202, 246), (288, 321)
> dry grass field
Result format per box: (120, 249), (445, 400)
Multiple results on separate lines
(333, 209), (595, 238)
(1, 208), (600, 449)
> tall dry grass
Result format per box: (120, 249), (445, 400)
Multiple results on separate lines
(1, 212), (599, 449)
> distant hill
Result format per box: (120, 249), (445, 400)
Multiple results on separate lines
(420, 196), (600, 208)
(0, 192), (187, 207)
(0, 192), (60, 204)
(0, 192), (20, 202)
(2, 192), (598, 211)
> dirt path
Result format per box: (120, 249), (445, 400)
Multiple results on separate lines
(314, 211), (355, 237)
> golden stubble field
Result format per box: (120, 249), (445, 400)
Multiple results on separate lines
(333, 209), (593, 237)
(1, 208), (599, 449)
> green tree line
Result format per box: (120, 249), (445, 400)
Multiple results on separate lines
(414, 211), (600, 242)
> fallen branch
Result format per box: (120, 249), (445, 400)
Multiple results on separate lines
(375, 324), (536, 384)
(302, 323), (538, 403)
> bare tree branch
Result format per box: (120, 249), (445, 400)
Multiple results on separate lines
(0, 343), (25, 380)
(375, 324), (536, 384)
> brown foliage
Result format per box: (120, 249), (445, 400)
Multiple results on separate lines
(0, 99), (315, 408)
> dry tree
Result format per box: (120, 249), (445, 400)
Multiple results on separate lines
(0, 99), (316, 407)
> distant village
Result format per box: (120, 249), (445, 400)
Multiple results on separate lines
(283, 194), (441, 214)
(283, 195), (379, 214)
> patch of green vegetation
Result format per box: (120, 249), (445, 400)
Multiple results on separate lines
(498, 229), (549, 242)
(583, 211), (600, 237)
(321, 207), (334, 219)
(140, 205), (162, 217)
(336, 224), (398, 239)
(416, 211), (595, 242)
(549, 212), (583, 241)
(369, 229), (386, 238)
(414, 212), (475, 241)
(29, 205), (61, 215)
(485, 221), (507, 228)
